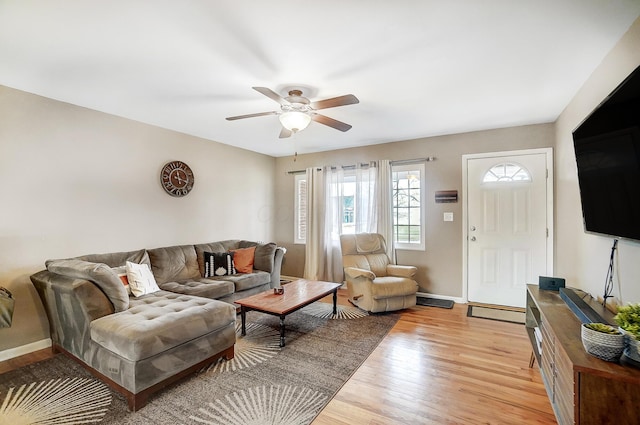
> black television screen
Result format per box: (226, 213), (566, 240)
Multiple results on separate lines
(572, 65), (640, 241)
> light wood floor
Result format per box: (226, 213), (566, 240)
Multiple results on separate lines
(0, 290), (556, 424)
(313, 291), (556, 424)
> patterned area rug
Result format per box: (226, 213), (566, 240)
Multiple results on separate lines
(0, 304), (397, 425)
(300, 302), (369, 320)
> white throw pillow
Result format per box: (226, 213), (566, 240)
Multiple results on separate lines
(125, 261), (160, 297)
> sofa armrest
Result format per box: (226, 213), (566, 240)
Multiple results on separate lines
(344, 267), (376, 281)
(270, 247), (285, 288)
(343, 267), (375, 303)
(386, 264), (417, 278)
(30, 270), (114, 362)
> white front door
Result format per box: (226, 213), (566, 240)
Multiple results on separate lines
(464, 150), (552, 308)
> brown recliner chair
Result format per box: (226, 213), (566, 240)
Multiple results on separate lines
(340, 233), (418, 313)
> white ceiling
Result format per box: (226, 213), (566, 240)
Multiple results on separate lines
(1, 1), (639, 157)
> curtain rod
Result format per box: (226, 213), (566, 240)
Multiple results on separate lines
(286, 162), (373, 175)
(286, 157), (436, 175)
(391, 157), (436, 165)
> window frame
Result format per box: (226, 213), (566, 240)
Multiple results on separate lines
(392, 162), (426, 251)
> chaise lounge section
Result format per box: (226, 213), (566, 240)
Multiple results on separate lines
(30, 240), (285, 411)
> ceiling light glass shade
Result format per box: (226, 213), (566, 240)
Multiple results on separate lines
(279, 111), (311, 132)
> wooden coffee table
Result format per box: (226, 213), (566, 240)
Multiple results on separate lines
(235, 279), (342, 347)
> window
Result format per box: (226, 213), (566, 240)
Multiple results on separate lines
(332, 172), (358, 235)
(294, 174), (307, 244)
(293, 166), (377, 244)
(327, 168), (377, 237)
(482, 163), (531, 183)
(392, 163), (425, 250)
(343, 195), (354, 224)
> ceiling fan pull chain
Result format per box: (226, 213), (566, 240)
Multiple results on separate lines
(293, 137), (298, 162)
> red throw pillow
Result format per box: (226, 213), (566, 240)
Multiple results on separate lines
(112, 266), (131, 295)
(230, 246), (256, 273)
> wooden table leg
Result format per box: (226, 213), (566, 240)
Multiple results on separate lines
(241, 306), (247, 336)
(333, 289), (338, 315)
(279, 315), (286, 347)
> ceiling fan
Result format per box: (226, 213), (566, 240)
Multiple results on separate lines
(226, 87), (359, 138)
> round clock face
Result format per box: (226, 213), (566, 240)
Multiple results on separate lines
(160, 161), (194, 197)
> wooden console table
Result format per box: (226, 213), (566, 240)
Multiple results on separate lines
(525, 284), (640, 425)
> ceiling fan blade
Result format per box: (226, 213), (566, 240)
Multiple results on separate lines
(225, 111), (277, 121)
(279, 127), (293, 139)
(310, 94), (359, 110)
(311, 114), (353, 132)
(252, 87), (290, 106)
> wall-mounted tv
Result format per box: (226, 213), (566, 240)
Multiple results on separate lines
(572, 65), (640, 242)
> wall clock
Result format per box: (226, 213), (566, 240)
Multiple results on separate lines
(160, 161), (194, 197)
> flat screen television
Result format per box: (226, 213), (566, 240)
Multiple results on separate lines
(572, 65), (640, 242)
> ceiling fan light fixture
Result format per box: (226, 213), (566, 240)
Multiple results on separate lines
(226, 87), (358, 138)
(279, 111), (311, 133)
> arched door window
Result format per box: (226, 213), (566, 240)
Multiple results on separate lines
(482, 163), (531, 183)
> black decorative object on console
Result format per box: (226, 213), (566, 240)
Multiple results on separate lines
(539, 276), (566, 291)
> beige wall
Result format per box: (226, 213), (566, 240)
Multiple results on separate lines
(274, 124), (554, 297)
(555, 17), (640, 305)
(0, 85), (276, 352)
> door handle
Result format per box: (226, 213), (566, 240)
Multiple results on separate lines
(470, 236), (477, 242)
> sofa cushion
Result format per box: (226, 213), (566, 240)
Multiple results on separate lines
(239, 241), (276, 272)
(147, 245), (200, 284)
(194, 240), (241, 277)
(159, 279), (234, 299)
(45, 259), (129, 312)
(341, 254), (372, 272)
(218, 240), (243, 251)
(369, 276), (418, 299)
(365, 253), (390, 277)
(90, 291), (236, 362)
(209, 271), (270, 292)
(77, 249), (150, 268)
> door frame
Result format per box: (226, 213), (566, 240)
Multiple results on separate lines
(461, 148), (554, 304)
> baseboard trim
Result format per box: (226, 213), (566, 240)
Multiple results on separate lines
(0, 338), (52, 362)
(416, 292), (466, 304)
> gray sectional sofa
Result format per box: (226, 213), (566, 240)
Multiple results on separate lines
(30, 240), (285, 411)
